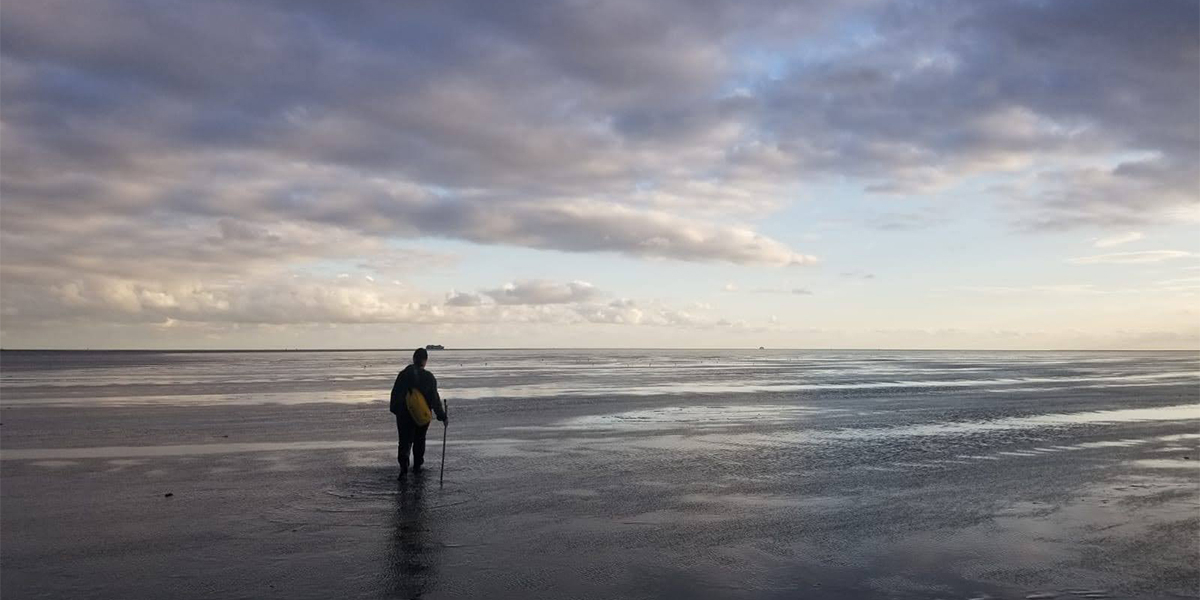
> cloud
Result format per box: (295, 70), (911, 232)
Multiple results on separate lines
(750, 287), (813, 295)
(444, 291), (485, 307)
(1011, 160), (1200, 231)
(1093, 232), (1144, 248)
(14, 275), (444, 325)
(954, 277), (1200, 295)
(571, 299), (732, 328)
(415, 200), (818, 266)
(4, 0), (1192, 245)
(865, 210), (950, 232)
(481, 280), (601, 305)
(1155, 277), (1200, 291)
(0, 215), (415, 284)
(5, 272), (734, 331)
(1, 0), (829, 273)
(760, 0), (1199, 227)
(574, 300), (645, 325)
(1, 0), (1196, 337)
(953, 284), (1129, 296)
(1068, 250), (1195, 265)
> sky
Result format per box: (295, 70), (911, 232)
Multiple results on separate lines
(1, 0), (1198, 350)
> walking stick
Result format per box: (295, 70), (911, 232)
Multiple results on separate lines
(439, 399), (448, 486)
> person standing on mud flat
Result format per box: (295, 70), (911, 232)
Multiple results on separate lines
(390, 348), (447, 478)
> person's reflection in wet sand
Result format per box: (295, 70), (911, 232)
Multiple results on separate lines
(386, 476), (439, 599)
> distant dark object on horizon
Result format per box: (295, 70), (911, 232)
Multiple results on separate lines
(759, 346), (765, 350)
(426, 344), (445, 350)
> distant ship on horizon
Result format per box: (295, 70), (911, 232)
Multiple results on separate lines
(425, 344), (445, 350)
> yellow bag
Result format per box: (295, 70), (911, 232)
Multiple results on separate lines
(406, 386), (432, 426)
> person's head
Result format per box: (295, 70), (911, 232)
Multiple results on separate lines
(413, 348), (429, 368)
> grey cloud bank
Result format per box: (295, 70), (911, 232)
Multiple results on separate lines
(1, 0), (1197, 339)
(482, 281), (600, 306)
(447, 281), (602, 307)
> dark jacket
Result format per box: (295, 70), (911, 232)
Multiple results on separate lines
(390, 364), (446, 421)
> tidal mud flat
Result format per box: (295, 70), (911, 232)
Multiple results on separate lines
(1, 350), (1198, 599)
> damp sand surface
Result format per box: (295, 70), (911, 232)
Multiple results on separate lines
(1, 349), (1198, 599)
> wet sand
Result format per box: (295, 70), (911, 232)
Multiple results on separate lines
(2, 353), (1198, 599)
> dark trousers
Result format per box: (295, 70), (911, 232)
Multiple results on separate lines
(396, 414), (430, 470)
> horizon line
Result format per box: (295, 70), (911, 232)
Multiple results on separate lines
(1, 347), (1197, 353)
